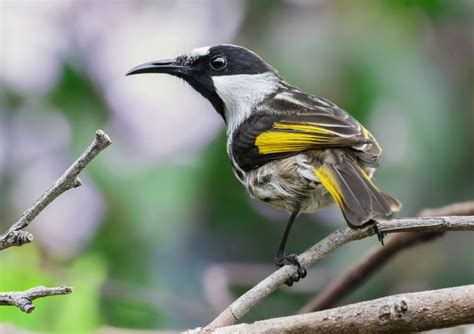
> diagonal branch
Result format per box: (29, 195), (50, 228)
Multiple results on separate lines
(298, 231), (442, 314)
(298, 201), (474, 313)
(420, 201), (474, 217)
(0, 130), (112, 251)
(0, 286), (73, 313)
(203, 215), (474, 331)
(214, 285), (474, 333)
(0, 130), (112, 314)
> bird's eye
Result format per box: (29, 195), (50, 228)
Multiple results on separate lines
(210, 55), (227, 71)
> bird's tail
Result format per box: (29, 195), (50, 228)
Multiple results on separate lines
(313, 155), (401, 227)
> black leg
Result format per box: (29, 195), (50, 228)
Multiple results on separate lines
(274, 206), (307, 286)
(276, 209), (299, 259)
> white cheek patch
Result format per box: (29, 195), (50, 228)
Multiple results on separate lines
(212, 72), (279, 136)
(190, 46), (210, 57)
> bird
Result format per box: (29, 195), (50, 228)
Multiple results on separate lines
(127, 44), (401, 285)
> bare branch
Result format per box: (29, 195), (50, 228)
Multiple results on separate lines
(419, 201), (474, 216)
(203, 215), (474, 331)
(299, 201), (474, 313)
(374, 216), (473, 234)
(0, 286), (73, 313)
(0, 130), (111, 313)
(298, 232), (442, 313)
(214, 285), (474, 333)
(0, 130), (112, 251)
(203, 262), (335, 312)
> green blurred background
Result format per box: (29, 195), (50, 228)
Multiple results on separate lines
(0, 0), (473, 332)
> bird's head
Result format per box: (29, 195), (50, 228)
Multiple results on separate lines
(127, 44), (281, 125)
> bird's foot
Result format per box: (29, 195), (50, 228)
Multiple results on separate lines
(275, 251), (307, 286)
(373, 221), (386, 246)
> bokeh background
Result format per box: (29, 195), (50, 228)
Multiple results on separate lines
(0, 0), (473, 332)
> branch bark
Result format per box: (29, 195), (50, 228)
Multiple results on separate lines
(0, 130), (112, 251)
(0, 286), (73, 313)
(203, 215), (474, 331)
(298, 231), (442, 314)
(298, 201), (474, 313)
(0, 130), (112, 313)
(214, 285), (474, 333)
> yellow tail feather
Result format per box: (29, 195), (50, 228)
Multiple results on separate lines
(313, 161), (400, 227)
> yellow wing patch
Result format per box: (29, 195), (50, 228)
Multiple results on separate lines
(256, 132), (333, 154)
(255, 122), (338, 154)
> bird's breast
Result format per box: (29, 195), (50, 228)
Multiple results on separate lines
(232, 153), (334, 213)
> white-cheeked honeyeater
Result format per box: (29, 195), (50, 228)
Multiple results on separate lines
(127, 44), (401, 285)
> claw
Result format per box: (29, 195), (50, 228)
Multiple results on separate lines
(373, 221), (386, 246)
(275, 253), (307, 286)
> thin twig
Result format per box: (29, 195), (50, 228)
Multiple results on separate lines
(298, 201), (474, 313)
(0, 130), (111, 314)
(0, 286), (73, 313)
(0, 130), (112, 251)
(213, 285), (474, 333)
(203, 215), (474, 331)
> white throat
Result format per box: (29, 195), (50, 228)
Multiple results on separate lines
(212, 72), (279, 136)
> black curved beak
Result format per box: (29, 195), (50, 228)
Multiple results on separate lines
(126, 59), (190, 76)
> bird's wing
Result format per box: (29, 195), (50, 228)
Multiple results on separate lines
(231, 95), (380, 171)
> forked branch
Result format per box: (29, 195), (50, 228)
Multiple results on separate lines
(203, 215), (474, 331)
(0, 286), (73, 313)
(299, 201), (474, 313)
(0, 130), (112, 313)
(0, 130), (112, 251)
